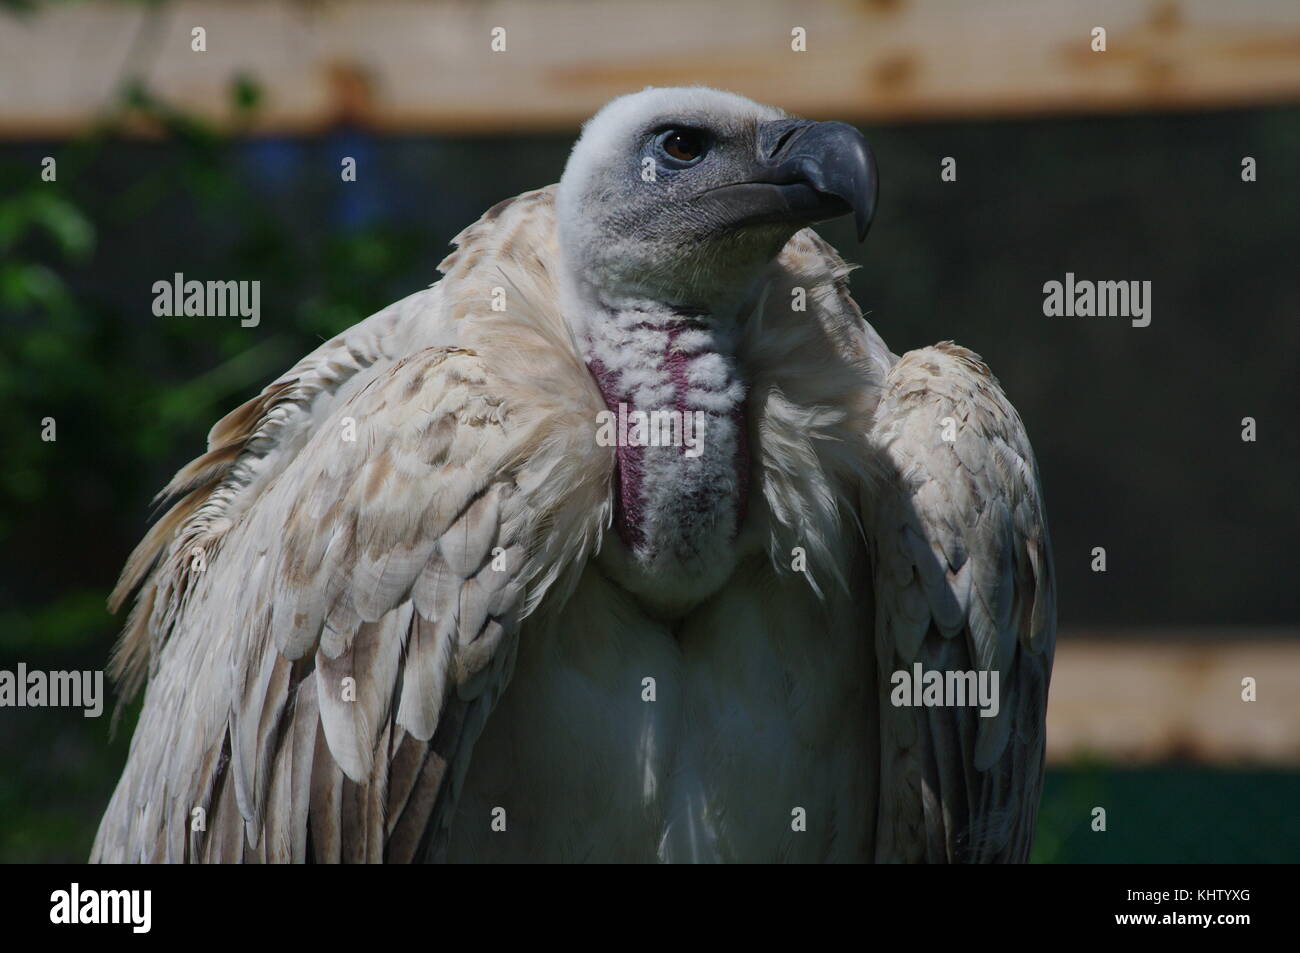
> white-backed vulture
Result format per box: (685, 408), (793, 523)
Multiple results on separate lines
(94, 86), (1055, 863)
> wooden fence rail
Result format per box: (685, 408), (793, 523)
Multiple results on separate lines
(1048, 632), (1300, 766)
(1, 0), (1299, 138)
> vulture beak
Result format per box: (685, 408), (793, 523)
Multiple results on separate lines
(700, 119), (879, 241)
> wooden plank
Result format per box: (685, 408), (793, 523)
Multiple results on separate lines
(1047, 632), (1300, 766)
(1, 0), (1298, 138)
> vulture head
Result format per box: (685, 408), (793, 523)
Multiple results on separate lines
(556, 86), (878, 314)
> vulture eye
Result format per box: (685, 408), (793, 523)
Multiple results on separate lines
(658, 129), (707, 164)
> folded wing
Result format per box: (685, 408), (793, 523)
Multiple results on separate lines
(866, 343), (1056, 862)
(93, 188), (614, 862)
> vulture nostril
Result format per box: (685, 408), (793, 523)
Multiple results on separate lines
(772, 130), (796, 157)
(764, 119), (812, 160)
(769, 125), (800, 159)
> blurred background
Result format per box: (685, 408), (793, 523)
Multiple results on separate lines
(0, 0), (1297, 862)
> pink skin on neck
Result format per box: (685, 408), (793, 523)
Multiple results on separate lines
(588, 323), (749, 556)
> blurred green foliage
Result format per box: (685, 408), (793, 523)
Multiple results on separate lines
(1033, 766), (1300, 864)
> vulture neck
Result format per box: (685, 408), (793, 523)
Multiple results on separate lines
(577, 295), (752, 598)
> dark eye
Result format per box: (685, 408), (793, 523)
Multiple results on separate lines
(659, 129), (707, 164)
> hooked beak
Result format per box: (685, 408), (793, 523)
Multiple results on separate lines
(698, 119), (879, 241)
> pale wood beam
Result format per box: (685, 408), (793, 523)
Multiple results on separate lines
(1, 0), (1298, 138)
(1047, 633), (1300, 766)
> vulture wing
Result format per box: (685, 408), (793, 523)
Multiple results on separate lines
(93, 188), (614, 862)
(866, 343), (1056, 862)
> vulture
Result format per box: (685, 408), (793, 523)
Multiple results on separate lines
(94, 86), (1055, 864)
